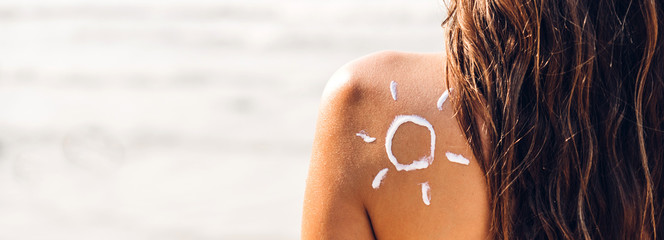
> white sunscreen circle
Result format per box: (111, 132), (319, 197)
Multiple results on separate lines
(385, 115), (436, 171)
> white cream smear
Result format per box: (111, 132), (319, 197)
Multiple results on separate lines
(390, 81), (398, 101)
(437, 88), (452, 111)
(355, 130), (376, 143)
(446, 152), (470, 165)
(420, 182), (431, 205)
(372, 168), (389, 189)
(385, 115), (436, 171)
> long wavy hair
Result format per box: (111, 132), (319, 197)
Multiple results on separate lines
(443, 0), (663, 238)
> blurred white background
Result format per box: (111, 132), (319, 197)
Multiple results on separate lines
(0, 0), (446, 239)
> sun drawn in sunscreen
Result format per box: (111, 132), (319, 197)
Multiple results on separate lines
(364, 85), (467, 206)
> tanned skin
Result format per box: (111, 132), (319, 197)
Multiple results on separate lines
(303, 51), (490, 240)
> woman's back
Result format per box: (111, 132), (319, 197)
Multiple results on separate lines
(302, 51), (490, 239)
(303, 0), (664, 238)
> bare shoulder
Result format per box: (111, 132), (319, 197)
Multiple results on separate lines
(303, 51), (489, 240)
(322, 51), (444, 102)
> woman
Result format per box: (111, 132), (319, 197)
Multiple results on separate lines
(303, 0), (663, 239)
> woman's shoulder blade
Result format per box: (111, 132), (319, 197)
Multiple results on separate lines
(304, 51), (489, 240)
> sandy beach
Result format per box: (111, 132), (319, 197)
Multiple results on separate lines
(0, 0), (446, 238)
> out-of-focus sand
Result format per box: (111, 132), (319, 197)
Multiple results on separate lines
(0, 0), (446, 239)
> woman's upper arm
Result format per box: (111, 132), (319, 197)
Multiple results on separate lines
(301, 62), (378, 240)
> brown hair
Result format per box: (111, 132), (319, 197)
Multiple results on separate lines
(443, 0), (663, 238)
